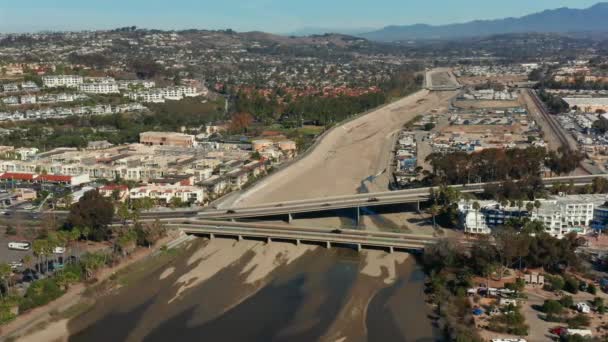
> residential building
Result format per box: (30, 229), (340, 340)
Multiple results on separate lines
(78, 82), (120, 94)
(129, 185), (204, 204)
(20, 95), (37, 105)
(457, 194), (607, 238)
(42, 75), (83, 88)
(99, 184), (129, 201)
(14, 147), (38, 161)
(140, 132), (196, 148)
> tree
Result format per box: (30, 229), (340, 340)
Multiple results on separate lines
(32, 239), (48, 273)
(534, 200), (542, 216)
(542, 299), (563, 316)
(427, 204), (440, 229)
(560, 295), (574, 309)
(472, 201), (481, 231)
(525, 202), (534, 214)
(80, 252), (106, 280)
(0, 263), (11, 298)
(228, 112), (254, 133)
(66, 190), (114, 241)
(22, 255), (32, 271)
(169, 196), (184, 209)
(135, 219), (167, 247)
(493, 227), (520, 279)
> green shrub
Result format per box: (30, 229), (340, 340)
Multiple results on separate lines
(567, 314), (591, 328)
(19, 278), (65, 312)
(587, 283), (597, 295)
(542, 300), (563, 315)
(563, 276), (579, 294)
(559, 295), (574, 309)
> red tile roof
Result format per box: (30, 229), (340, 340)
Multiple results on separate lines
(0, 173), (35, 181)
(36, 174), (72, 183)
(100, 184), (129, 192)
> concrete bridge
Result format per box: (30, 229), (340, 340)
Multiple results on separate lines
(195, 174), (607, 222)
(170, 220), (440, 253)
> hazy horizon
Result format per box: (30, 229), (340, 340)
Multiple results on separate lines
(0, 0), (600, 35)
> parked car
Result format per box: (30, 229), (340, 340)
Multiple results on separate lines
(550, 327), (567, 336)
(9, 261), (23, 270)
(53, 247), (66, 254)
(8, 241), (31, 251)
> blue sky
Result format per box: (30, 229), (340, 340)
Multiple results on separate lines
(0, 0), (600, 33)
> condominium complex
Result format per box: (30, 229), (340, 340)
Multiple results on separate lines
(458, 194), (607, 238)
(127, 86), (203, 103)
(42, 75), (84, 88)
(78, 82), (120, 94)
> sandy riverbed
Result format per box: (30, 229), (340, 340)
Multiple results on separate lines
(234, 90), (456, 206)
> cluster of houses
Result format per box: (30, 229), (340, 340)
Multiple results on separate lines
(40, 75), (208, 103)
(393, 132), (418, 188)
(0, 131), (298, 207)
(430, 107), (541, 154)
(460, 88), (519, 101)
(0, 103), (147, 121)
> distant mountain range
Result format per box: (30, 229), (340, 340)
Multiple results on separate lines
(359, 2), (608, 41)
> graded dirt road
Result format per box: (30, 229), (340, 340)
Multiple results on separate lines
(234, 89), (457, 206)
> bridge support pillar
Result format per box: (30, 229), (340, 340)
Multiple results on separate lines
(231, 218), (236, 223)
(355, 206), (360, 226)
(326, 241), (331, 249)
(357, 244), (362, 252)
(267, 237), (272, 244)
(388, 246), (394, 254)
(287, 213), (293, 224)
(296, 239), (300, 246)
(209, 233), (215, 239)
(416, 200), (421, 213)
(237, 235), (243, 241)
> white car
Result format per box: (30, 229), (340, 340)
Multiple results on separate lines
(8, 242), (31, 251)
(53, 247), (66, 254)
(9, 261), (23, 270)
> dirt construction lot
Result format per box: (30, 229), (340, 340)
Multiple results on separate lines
(234, 89), (457, 206)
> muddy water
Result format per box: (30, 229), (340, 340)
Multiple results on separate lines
(66, 240), (438, 342)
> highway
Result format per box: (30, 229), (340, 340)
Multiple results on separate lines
(165, 219), (441, 252)
(194, 174), (608, 220)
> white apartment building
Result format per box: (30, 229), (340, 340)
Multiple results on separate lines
(83, 77), (115, 84)
(117, 80), (156, 90)
(128, 86), (201, 103)
(42, 75), (84, 88)
(129, 185), (204, 204)
(20, 95), (36, 105)
(78, 82), (120, 94)
(457, 194), (607, 238)
(532, 195), (605, 238)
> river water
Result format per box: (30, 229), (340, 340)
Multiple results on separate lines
(65, 239), (438, 342)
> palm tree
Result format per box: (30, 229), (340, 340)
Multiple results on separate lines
(70, 227), (82, 262)
(427, 204), (440, 230)
(22, 255), (32, 271)
(32, 239), (48, 273)
(534, 200), (542, 216)
(516, 199), (524, 218)
(472, 201), (481, 232)
(81, 226), (91, 244)
(526, 202), (534, 216)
